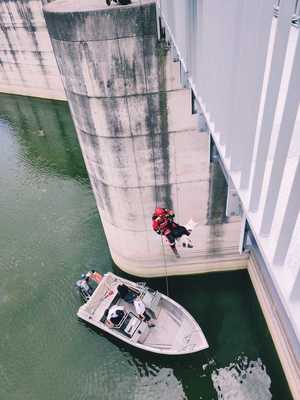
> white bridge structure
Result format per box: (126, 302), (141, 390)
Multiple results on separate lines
(157, 0), (300, 396)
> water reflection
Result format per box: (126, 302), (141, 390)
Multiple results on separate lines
(211, 356), (272, 400)
(0, 93), (87, 181)
(134, 367), (187, 400)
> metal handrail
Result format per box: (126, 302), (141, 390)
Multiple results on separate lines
(273, 0), (300, 27)
(292, 0), (300, 26)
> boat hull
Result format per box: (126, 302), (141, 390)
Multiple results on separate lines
(77, 272), (208, 355)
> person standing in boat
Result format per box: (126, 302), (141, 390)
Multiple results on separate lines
(152, 207), (192, 258)
(133, 298), (155, 327)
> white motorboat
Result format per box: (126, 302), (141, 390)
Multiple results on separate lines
(76, 272), (209, 355)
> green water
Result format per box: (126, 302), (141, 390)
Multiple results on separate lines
(0, 94), (292, 400)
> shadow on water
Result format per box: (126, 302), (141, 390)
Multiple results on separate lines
(112, 265), (293, 400)
(0, 93), (87, 181)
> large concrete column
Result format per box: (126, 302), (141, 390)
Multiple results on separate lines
(43, 0), (241, 275)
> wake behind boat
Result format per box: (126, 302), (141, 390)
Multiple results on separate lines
(76, 272), (208, 355)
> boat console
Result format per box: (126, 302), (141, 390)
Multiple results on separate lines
(120, 313), (149, 343)
(141, 290), (161, 319)
(119, 313), (141, 337)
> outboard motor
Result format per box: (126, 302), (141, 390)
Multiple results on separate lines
(75, 274), (94, 302)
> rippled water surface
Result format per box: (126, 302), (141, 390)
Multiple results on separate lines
(0, 94), (292, 400)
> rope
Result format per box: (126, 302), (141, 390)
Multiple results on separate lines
(138, 0), (170, 296)
(160, 234), (169, 296)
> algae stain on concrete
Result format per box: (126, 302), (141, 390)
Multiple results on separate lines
(147, 40), (172, 208)
(207, 160), (228, 225)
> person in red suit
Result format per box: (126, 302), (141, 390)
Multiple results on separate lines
(152, 207), (192, 258)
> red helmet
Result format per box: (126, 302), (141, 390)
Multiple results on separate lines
(153, 207), (166, 217)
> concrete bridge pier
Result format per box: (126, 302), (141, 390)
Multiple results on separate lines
(44, 0), (244, 276)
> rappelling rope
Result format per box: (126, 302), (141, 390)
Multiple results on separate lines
(160, 233), (169, 296)
(138, 0), (169, 296)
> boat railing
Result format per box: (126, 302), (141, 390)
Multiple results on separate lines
(273, 0), (300, 27)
